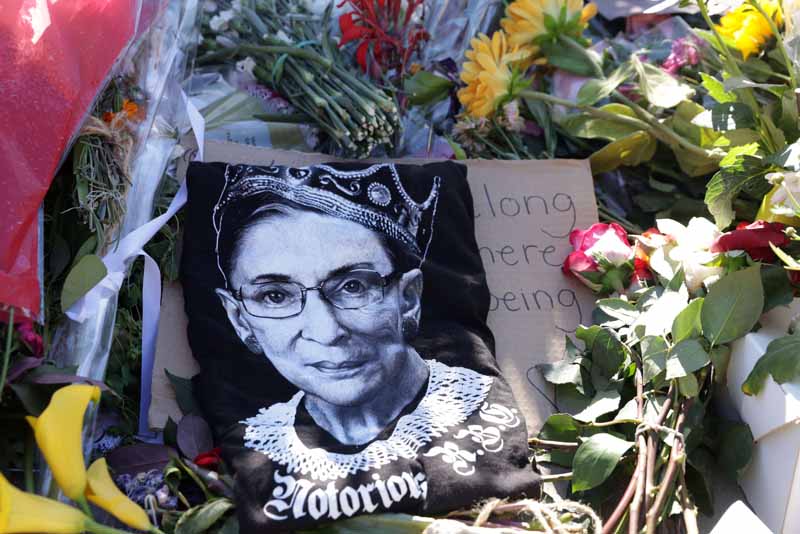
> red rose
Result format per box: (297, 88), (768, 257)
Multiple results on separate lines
(194, 447), (222, 470)
(711, 221), (789, 262)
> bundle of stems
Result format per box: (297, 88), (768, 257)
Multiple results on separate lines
(200, 0), (400, 158)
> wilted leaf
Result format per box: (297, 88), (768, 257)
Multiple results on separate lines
(632, 55), (694, 108)
(175, 499), (235, 534)
(177, 414), (214, 460)
(572, 433), (634, 492)
(61, 254), (107, 312)
(106, 444), (175, 476)
(590, 131), (657, 174)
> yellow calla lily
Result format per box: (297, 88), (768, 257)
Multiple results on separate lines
(26, 384), (101, 501)
(0, 473), (86, 534)
(86, 458), (151, 531)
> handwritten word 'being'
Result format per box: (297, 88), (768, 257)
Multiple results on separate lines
(488, 288), (583, 332)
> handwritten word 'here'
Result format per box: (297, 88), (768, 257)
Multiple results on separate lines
(473, 184), (576, 239)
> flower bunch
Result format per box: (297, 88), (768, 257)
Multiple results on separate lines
(1, 385), (158, 534)
(661, 36), (701, 74)
(338, 0), (428, 79)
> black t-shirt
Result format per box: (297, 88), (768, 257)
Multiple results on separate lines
(181, 161), (540, 532)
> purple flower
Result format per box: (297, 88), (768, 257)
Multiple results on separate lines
(662, 37), (701, 75)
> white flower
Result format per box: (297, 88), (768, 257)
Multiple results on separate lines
(654, 217), (723, 292)
(236, 56), (257, 78)
(209, 9), (235, 31)
(502, 101), (525, 132)
(202, 0), (218, 13)
(765, 171), (800, 217)
(585, 228), (633, 266)
(274, 29), (293, 44)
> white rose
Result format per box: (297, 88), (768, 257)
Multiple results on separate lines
(655, 217), (723, 292)
(585, 228), (633, 266)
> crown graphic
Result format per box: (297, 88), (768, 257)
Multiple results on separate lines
(213, 163), (441, 258)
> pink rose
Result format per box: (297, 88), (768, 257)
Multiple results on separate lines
(563, 223), (635, 294)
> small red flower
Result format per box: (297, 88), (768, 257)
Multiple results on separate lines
(194, 447), (222, 470)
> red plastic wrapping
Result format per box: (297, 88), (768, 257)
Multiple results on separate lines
(0, 0), (157, 317)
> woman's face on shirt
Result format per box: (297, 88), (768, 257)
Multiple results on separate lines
(223, 210), (419, 407)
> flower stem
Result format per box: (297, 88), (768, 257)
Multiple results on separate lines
(540, 471), (573, 482)
(24, 427), (34, 492)
(76, 496), (94, 519)
(84, 519), (135, 534)
(238, 45), (334, 68)
(0, 307), (15, 392)
(749, 0), (798, 89)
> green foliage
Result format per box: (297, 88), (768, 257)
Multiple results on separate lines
(742, 332), (800, 395)
(701, 265), (764, 346)
(403, 71), (453, 106)
(60, 254), (107, 312)
(571, 433), (633, 492)
(174, 499), (235, 534)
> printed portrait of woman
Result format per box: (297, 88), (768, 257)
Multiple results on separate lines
(205, 163), (539, 532)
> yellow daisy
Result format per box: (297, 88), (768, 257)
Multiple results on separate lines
(501, 0), (597, 52)
(716, 0), (783, 59)
(458, 31), (532, 118)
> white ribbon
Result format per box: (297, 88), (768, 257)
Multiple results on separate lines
(66, 89), (206, 438)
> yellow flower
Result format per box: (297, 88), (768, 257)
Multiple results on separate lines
(716, 0), (783, 59)
(86, 458), (152, 531)
(501, 0), (597, 52)
(0, 473), (86, 534)
(26, 384), (101, 501)
(458, 31), (532, 118)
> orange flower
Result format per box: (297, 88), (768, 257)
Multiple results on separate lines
(102, 111), (115, 123)
(121, 99), (143, 121)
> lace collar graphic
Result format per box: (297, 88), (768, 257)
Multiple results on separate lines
(240, 360), (493, 482)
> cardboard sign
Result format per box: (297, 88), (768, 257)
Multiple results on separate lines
(150, 142), (598, 433)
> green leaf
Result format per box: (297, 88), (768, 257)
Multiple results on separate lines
(165, 369), (198, 416)
(667, 339), (710, 379)
(761, 263), (794, 313)
(576, 325), (602, 349)
(60, 254), (107, 312)
(631, 55), (694, 109)
(560, 104), (643, 142)
(690, 103), (755, 131)
(445, 138), (467, 160)
(641, 336), (669, 383)
(677, 373), (700, 397)
(701, 265), (764, 345)
(573, 388), (621, 423)
(671, 298), (704, 343)
(597, 298), (639, 325)
(717, 422), (754, 478)
(572, 433), (634, 492)
(591, 330), (626, 382)
(539, 41), (598, 76)
(175, 499), (234, 534)
(700, 73), (736, 103)
(537, 359), (585, 386)
(710, 346), (732, 385)
(589, 131), (657, 174)
(537, 414), (581, 467)
(403, 71), (454, 106)
(742, 333), (800, 395)
(577, 63), (633, 106)
(705, 156), (768, 229)
(768, 140), (800, 171)
(668, 101), (723, 177)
